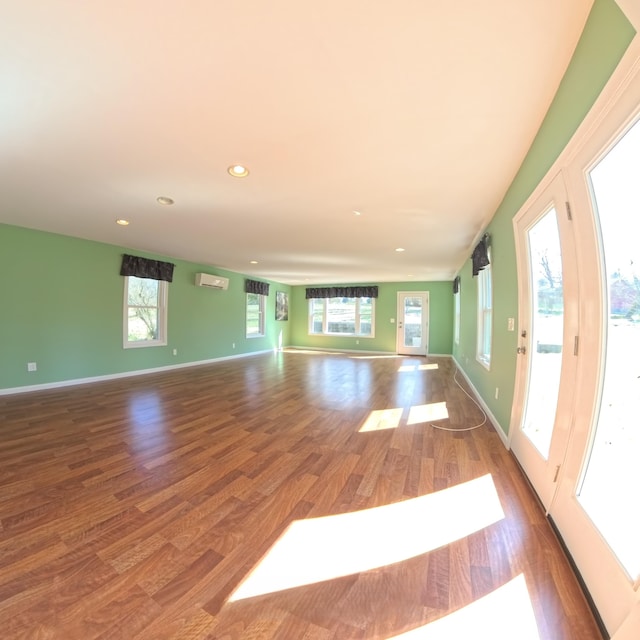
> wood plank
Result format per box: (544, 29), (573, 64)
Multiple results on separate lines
(0, 352), (603, 639)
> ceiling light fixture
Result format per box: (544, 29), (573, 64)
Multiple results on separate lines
(353, 210), (362, 216)
(116, 219), (130, 226)
(156, 196), (175, 205)
(395, 247), (405, 252)
(250, 260), (258, 264)
(228, 164), (249, 178)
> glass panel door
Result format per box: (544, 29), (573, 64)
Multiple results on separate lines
(396, 292), (429, 355)
(576, 117), (640, 581)
(548, 67), (640, 634)
(520, 208), (564, 459)
(510, 173), (579, 509)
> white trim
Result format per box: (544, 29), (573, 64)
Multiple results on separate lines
(123, 276), (168, 349)
(452, 356), (510, 449)
(0, 350), (272, 396)
(288, 346), (397, 356)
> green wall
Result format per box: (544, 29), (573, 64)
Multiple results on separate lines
(453, 0), (635, 434)
(1, 0), (634, 432)
(289, 281), (453, 354)
(0, 224), (291, 390)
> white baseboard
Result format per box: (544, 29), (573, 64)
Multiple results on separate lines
(286, 345), (392, 356)
(0, 350), (273, 396)
(2, 350), (503, 454)
(287, 346), (451, 357)
(451, 356), (510, 449)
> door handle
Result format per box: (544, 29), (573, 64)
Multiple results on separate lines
(517, 346), (527, 354)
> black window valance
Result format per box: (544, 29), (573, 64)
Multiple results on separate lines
(453, 276), (460, 294)
(120, 254), (175, 282)
(471, 234), (490, 277)
(305, 286), (378, 299)
(245, 279), (270, 296)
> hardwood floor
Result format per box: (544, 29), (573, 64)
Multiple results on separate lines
(0, 351), (602, 639)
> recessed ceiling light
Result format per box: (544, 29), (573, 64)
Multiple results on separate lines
(250, 260), (258, 264)
(228, 164), (249, 178)
(156, 196), (175, 205)
(395, 247), (405, 252)
(352, 210), (362, 216)
(116, 219), (130, 226)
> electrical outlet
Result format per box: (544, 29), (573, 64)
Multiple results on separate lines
(495, 387), (499, 400)
(507, 317), (515, 331)
(27, 362), (37, 372)
(172, 348), (177, 356)
(232, 343), (236, 349)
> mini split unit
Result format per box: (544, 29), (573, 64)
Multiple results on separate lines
(195, 273), (229, 290)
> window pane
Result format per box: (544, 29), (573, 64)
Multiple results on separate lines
(521, 208), (563, 459)
(578, 118), (640, 578)
(127, 277), (160, 342)
(477, 263), (492, 365)
(310, 299), (324, 334)
(327, 298), (355, 334)
(128, 276), (158, 306)
(403, 296), (422, 348)
(359, 297), (372, 336)
(308, 296), (375, 336)
(246, 293), (263, 337)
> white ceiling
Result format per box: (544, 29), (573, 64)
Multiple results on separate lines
(1, 1), (593, 285)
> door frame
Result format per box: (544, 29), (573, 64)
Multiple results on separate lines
(548, 56), (640, 635)
(509, 172), (580, 509)
(396, 291), (429, 355)
(507, 35), (640, 636)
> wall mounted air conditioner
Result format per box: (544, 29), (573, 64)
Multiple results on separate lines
(195, 273), (229, 290)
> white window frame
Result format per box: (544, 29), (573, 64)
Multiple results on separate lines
(476, 253), (492, 368)
(454, 288), (461, 345)
(246, 292), (266, 338)
(123, 276), (168, 349)
(308, 297), (375, 337)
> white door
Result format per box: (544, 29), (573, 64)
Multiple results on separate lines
(549, 78), (640, 635)
(510, 173), (580, 508)
(511, 58), (640, 636)
(396, 292), (429, 355)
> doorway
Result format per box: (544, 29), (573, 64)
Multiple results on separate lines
(510, 64), (640, 635)
(396, 292), (429, 355)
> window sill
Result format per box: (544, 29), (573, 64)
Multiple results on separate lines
(123, 340), (167, 349)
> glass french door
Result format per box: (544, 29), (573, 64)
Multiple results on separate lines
(550, 96), (640, 635)
(512, 56), (640, 637)
(510, 173), (579, 509)
(396, 292), (429, 355)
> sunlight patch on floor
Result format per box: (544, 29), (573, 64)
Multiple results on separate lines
(359, 408), (404, 432)
(228, 474), (504, 602)
(350, 354), (405, 360)
(398, 363), (439, 371)
(359, 402), (449, 432)
(407, 402), (449, 424)
(386, 574), (540, 639)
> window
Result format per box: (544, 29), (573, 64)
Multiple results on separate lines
(308, 297), (374, 336)
(476, 253), (492, 367)
(123, 276), (167, 348)
(454, 289), (460, 345)
(246, 292), (265, 337)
